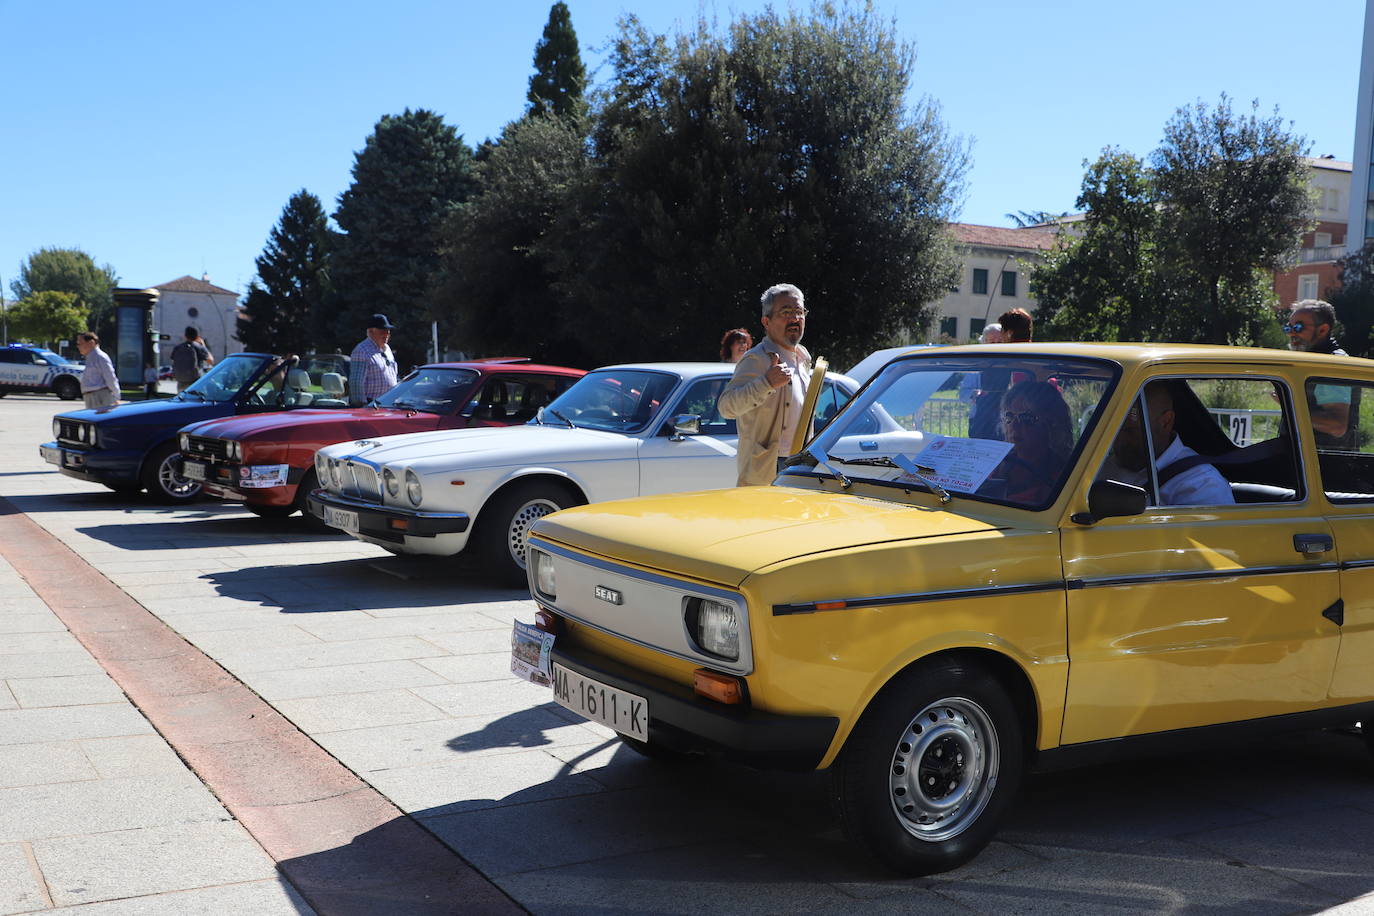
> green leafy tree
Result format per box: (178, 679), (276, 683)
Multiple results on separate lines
(434, 114), (590, 365)
(1151, 95), (1312, 343)
(1327, 243), (1374, 357)
(237, 190), (335, 356)
(527, 2), (587, 121)
(8, 290), (87, 347)
(10, 248), (118, 337)
(330, 109), (476, 368)
(547, 4), (967, 368)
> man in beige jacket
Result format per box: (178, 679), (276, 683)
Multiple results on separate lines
(719, 283), (813, 486)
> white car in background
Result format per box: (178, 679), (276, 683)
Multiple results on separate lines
(308, 362), (857, 583)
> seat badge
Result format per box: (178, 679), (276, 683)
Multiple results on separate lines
(594, 585), (623, 605)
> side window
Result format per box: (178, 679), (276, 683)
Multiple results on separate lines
(669, 377), (736, 436)
(1309, 377), (1374, 502)
(815, 381), (852, 432)
(1097, 377), (1300, 508)
(0, 351), (23, 364)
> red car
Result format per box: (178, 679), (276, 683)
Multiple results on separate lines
(177, 361), (585, 518)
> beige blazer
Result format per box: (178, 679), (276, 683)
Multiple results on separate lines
(718, 340), (813, 486)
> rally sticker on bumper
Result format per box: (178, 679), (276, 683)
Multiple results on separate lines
(239, 464), (290, 488)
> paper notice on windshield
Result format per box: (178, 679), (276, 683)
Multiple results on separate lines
(897, 436), (1012, 493)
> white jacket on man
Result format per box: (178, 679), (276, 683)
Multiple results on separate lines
(718, 339), (813, 486)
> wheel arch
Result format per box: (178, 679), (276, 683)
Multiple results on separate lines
(475, 470), (589, 526)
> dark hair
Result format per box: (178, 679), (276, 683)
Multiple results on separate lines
(79, 332), (99, 344)
(1291, 299), (1337, 334)
(720, 327), (753, 361)
(998, 308), (1033, 342)
(1000, 380), (1072, 456)
(184, 326), (199, 340)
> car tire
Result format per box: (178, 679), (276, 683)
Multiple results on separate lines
(293, 469), (329, 528)
(139, 441), (203, 504)
(478, 480), (585, 586)
(53, 376), (80, 400)
(834, 657), (1023, 876)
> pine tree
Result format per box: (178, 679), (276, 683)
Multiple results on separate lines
(237, 190), (334, 356)
(527, 2), (587, 121)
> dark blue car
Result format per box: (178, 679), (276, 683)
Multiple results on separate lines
(39, 352), (330, 502)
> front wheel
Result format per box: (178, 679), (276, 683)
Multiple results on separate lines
(53, 376), (81, 400)
(834, 659), (1023, 876)
(478, 480), (584, 585)
(140, 441), (202, 504)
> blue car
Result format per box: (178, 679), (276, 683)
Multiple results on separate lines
(39, 352), (326, 502)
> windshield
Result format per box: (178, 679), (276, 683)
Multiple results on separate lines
(541, 368), (680, 433)
(182, 353), (275, 403)
(795, 354), (1119, 510)
(374, 367), (478, 413)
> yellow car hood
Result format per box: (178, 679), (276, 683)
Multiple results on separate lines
(532, 485), (1009, 586)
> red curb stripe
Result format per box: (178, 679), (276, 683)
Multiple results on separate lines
(0, 498), (523, 915)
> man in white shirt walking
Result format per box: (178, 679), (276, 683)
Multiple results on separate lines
(75, 332), (120, 410)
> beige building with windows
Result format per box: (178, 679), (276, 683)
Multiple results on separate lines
(925, 223), (1058, 343)
(151, 275), (242, 365)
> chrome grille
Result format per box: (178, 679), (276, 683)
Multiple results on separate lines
(56, 419), (92, 446)
(343, 461), (382, 503)
(185, 435), (231, 460)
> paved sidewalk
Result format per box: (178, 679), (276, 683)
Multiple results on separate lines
(4, 393), (1374, 915)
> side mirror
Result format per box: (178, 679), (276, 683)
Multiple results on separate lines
(1073, 479), (1147, 525)
(34, 358), (48, 365)
(669, 414), (701, 441)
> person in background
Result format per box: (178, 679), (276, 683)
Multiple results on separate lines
(75, 332), (119, 409)
(998, 308), (1033, 342)
(170, 326), (211, 392)
(961, 323), (1005, 432)
(719, 284), (812, 486)
(143, 362), (158, 399)
(1284, 299), (1357, 447)
(349, 313), (399, 406)
(720, 327), (754, 363)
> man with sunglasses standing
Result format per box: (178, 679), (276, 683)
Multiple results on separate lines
(720, 283), (813, 486)
(1285, 299), (1357, 448)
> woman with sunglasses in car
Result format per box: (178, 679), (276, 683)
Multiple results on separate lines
(991, 379), (1073, 505)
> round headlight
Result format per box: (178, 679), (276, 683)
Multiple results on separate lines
(405, 469), (422, 507)
(533, 550), (556, 599)
(53, 419), (61, 439)
(694, 598), (740, 661)
(179, 433), (190, 452)
(383, 467), (400, 497)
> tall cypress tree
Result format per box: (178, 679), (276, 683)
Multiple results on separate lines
(527, 2), (587, 120)
(329, 109), (475, 368)
(237, 190), (334, 356)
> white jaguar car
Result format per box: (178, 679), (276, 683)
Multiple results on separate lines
(308, 362), (857, 582)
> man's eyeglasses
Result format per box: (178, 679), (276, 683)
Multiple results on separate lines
(771, 307), (808, 319)
(1282, 322), (1307, 334)
(1002, 411), (1039, 427)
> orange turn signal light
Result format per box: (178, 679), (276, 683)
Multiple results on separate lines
(388, 518), (409, 531)
(535, 608), (563, 635)
(693, 669), (744, 705)
(815, 600), (847, 610)
(450, 480), (465, 486)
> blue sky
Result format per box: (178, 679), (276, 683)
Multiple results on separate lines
(1, 0), (1365, 298)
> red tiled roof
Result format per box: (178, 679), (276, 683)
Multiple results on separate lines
(950, 223), (1060, 252)
(152, 275), (237, 296)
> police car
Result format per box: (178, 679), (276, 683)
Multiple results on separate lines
(0, 344), (83, 399)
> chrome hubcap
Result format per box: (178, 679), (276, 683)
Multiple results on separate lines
(506, 497), (561, 569)
(158, 454), (200, 499)
(889, 697), (998, 842)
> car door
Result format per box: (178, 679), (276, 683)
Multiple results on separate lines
(1058, 371), (1342, 745)
(1306, 373), (1374, 703)
(637, 374), (740, 495)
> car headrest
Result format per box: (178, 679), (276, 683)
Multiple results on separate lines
(321, 372), (345, 395)
(288, 368), (311, 389)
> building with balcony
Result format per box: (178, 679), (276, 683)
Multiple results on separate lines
(1275, 156), (1350, 308)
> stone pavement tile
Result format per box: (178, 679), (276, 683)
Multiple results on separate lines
(42, 879), (316, 916)
(314, 706), (605, 773)
(365, 602), (522, 619)
(134, 594), (280, 616)
(0, 651), (103, 679)
(213, 635), (447, 674)
(0, 741), (95, 787)
(0, 841), (48, 915)
(157, 607), (321, 633)
(274, 687), (450, 733)
(415, 651), (511, 684)
(0, 597), (50, 613)
(412, 676), (558, 719)
(80, 735), (192, 779)
(181, 624), (321, 657)
(0, 703), (151, 746)
(1185, 804), (1374, 903)
(541, 739), (721, 793)
(931, 837), (1337, 915)
(369, 747), (606, 815)
(495, 837), (868, 915)
(298, 611), (503, 642)
(422, 785), (744, 877)
(97, 557), (234, 575)
(0, 612), (66, 633)
(0, 773), (226, 843)
(0, 685), (15, 711)
(0, 631), (83, 655)
(34, 820), (278, 907)
(8, 673), (125, 708)
(242, 659), (452, 702)
(418, 627), (521, 656)
(1324, 893), (1374, 915)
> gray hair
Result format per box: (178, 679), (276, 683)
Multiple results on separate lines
(979, 322), (1002, 343)
(760, 283), (805, 316)
(1291, 299), (1336, 332)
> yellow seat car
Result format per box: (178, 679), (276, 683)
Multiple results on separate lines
(511, 343), (1374, 875)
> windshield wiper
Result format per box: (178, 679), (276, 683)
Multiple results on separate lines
(825, 453), (952, 504)
(181, 389), (206, 401)
(546, 408), (576, 428)
(389, 400), (419, 411)
(800, 445), (851, 488)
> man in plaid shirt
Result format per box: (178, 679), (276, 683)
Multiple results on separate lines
(348, 313), (399, 405)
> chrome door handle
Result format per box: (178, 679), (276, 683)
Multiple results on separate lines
(1293, 533), (1333, 554)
